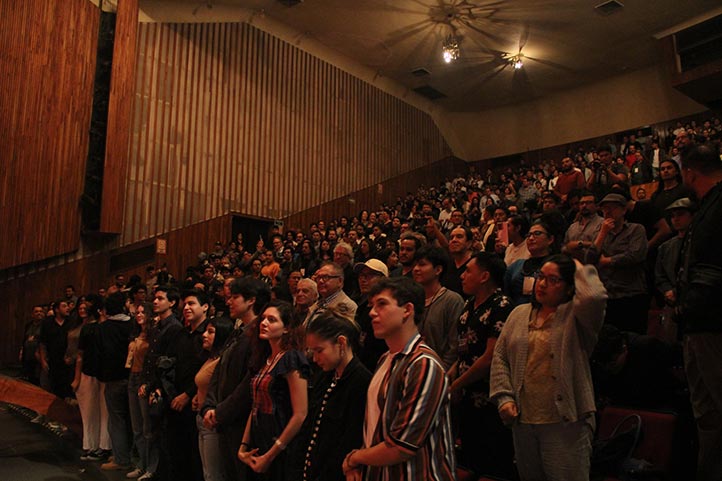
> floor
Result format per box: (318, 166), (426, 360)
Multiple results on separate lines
(0, 403), (127, 481)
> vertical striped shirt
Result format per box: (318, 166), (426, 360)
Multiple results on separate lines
(364, 334), (456, 481)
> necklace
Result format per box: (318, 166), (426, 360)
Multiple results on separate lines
(266, 350), (285, 366)
(303, 374), (340, 481)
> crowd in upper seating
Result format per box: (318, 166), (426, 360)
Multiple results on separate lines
(19, 115), (722, 481)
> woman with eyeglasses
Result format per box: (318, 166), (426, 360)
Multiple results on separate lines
(292, 310), (372, 481)
(491, 254), (607, 481)
(504, 217), (560, 306)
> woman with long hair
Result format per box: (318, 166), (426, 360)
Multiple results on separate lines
(296, 240), (319, 278)
(354, 238), (374, 264)
(491, 255), (607, 481)
(74, 295), (112, 461)
(294, 311), (372, 481)
(126, 302), (156, 479)
(238, 301), (309, 479)
(194, 316), (234, 481)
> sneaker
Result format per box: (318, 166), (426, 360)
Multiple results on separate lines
(81, 449), (106, 461)
(126, 468), (145, 478)
(101, 461), (131, 471)
(30, 414), (45, 424)
(137, 472), (155, 481)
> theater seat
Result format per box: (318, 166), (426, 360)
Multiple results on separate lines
(596, 406), (677, 480)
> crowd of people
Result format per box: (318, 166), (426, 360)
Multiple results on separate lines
(19, 117), (722, 481)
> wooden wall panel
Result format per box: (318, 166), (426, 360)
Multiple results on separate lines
(284, 156), (468, 232)
(0, 214), (231, 365)
(0, 0), (99, 269)
(124, 22), (451, 247)
(101, 0), (139, 233)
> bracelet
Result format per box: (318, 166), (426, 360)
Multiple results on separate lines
(274, 438), (286, 450)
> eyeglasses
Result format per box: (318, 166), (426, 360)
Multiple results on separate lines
(526, 230), (548, 239)
(315, 275), (341, 283)
(536, 273), (564, 286)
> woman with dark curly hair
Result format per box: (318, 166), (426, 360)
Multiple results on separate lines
(238, 301), (309, 480)
(491, 255), (607, 481)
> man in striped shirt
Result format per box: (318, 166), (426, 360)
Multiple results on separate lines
(342, 277), (456, 481)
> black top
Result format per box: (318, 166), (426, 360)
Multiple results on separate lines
(39, 317), (70, 367)
(174, 319), (208, 399)
(293, 357), (372, 481)
(141, 313), (183, 391)
(355, 298), (388, 373)
(678, 182), (722, 333)
(201, 321), (256, 427)
(97, 316), (133, 382)
(442, 257), (471, 299)
(78, 321), (102, 378)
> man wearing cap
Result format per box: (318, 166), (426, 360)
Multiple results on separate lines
(676, 144), (722, 481)
(306, 262), (358, 326)
(354, 259), (390, 371)
(655, 198), (694, 309)
(593, 192), (648, 334)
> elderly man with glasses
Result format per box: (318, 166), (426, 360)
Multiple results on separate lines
(305, 262), (358, 326)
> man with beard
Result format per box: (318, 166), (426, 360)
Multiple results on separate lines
(650, 159), (692, 212)
(553, 156), (586, 202)
(563, 191), (604, 263)
(676, 144), (722, 481)
(390, 232), (425, 278)
(39, 300), (73, 399)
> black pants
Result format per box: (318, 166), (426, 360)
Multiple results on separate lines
(163, 407), (202, 481)
(458, 398), (517, 480)
(605, 294), (650, 334)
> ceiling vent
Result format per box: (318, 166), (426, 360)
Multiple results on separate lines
(413, 85), (446, 100)
(594, 0), (624, 16)
(411, 67), (430, 77)
(277, 0), (303, 6)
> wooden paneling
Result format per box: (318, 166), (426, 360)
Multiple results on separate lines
(101, 0), (139, 233)
(0, 214), (231, 364)
(0, 0), (99, 269)
(284, 156), (468, 230)
(125, 22), (451, 246)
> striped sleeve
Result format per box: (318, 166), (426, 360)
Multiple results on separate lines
(385, 351), (447, 454)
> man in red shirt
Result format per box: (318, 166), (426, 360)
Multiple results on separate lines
(553, 156), (585, 202)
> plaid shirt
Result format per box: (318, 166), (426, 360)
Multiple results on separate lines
(364, 334), (456, 481)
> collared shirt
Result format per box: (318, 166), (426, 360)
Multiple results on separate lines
(564, 214), (604, 244)
(598, 222), (648, 299)
(364, 334), (456, 481)
(457, 291), (512, 407)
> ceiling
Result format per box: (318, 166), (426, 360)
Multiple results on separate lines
(141, 0), (722, 112)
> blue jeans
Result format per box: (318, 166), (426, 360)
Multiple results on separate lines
(128, 373), (159, 474)
(197, 414), (228, 481)
(104, 379), (132, 466)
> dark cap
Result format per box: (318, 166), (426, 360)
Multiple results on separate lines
(665, 197), (695, 212)
(599, 193), (628, 206)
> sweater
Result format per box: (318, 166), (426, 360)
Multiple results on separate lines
(490, 264), (607, 425)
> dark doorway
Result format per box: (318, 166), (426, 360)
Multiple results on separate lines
(231, 214), (275, 252)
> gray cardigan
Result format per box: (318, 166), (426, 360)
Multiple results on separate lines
(490, 264), (607, 424)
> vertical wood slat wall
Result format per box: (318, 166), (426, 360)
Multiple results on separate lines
(125, 22), (451, 247)
(0, 0), (99, 269)
(100, 0), (139, 233)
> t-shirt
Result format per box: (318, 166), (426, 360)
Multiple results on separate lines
(364, 353), (394, 448)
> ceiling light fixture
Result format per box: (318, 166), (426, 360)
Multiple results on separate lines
(512, 55), (523, 69)
(442, 34), (460, 63)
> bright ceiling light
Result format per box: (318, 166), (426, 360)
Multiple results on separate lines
(512, 55), (523, 69)
(442, 35), (460, 63)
